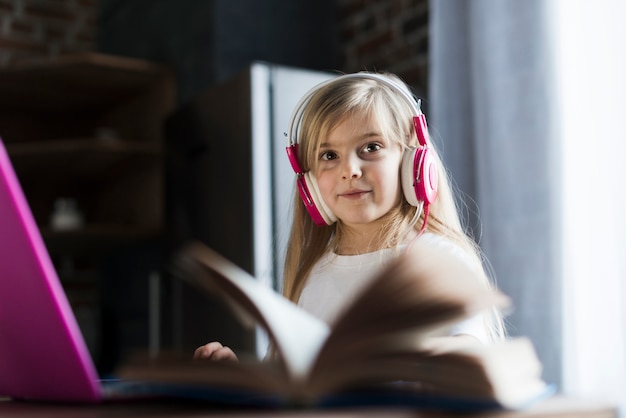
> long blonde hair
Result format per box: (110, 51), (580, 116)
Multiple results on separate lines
(282, 72), (505, 341)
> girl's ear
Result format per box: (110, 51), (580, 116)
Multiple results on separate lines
(400, 146), (438, 207)
(287, 143), (337, 226)
(295, 172), (337, 226)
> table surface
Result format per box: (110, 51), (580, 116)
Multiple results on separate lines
(0, 396), (617, 418)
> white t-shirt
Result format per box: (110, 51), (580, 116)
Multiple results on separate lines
(297, 233), (490, 343)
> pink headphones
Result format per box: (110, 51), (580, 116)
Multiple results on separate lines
(285, 73), (438, 227)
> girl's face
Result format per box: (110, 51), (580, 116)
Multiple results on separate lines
(313, 112), (403, 229)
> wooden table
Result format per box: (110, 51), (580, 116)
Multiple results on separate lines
(0, 396), (617, 417)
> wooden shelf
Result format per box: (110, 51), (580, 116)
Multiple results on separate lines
(7, 138), (162, 187)
(0, 53), (173, 111)
(0, 52), (175, 250)
(41, 224), (163, 255)
(0, 52), (176, 145)
(6, 138), (163, 155)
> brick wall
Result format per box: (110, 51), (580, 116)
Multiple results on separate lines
(0, 0), (97, 66)
(0, 0), (429, 91)
(336, 0), (429, 95)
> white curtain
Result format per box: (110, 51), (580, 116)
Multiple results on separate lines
(552, 0), (626, 411)
(430, 0), (626, 413)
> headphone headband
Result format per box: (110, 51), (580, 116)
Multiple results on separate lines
(286, 73), (424, 150)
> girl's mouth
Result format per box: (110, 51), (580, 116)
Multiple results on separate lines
(339, 189), (370, 200)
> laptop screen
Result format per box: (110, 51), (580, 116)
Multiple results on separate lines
(0, 138), (102, 402)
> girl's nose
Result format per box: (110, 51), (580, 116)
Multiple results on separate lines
(341, 155), (362, 179)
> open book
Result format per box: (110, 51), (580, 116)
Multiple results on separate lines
(118, 240), (552, 410)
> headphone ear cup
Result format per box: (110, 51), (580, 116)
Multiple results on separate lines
(297, 172), (337, 226)
(401, 147), (439, 207)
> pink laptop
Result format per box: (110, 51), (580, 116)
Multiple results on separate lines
(0, 138), (280, 406)
(0, 138), (103, 402)
(0, 138), (289, 408)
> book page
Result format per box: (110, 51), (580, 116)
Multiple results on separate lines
(178, 243), (330, 380)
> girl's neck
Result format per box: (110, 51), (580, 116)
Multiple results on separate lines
(334, 240), (380, 255)
(334, 222), (378, 255)
(334, 223), (418, 256)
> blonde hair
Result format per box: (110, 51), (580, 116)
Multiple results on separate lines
(282, 72), (505, 341)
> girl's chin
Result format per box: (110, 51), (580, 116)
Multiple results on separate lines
(336, 214), (385, 227)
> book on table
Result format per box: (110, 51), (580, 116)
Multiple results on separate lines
(118, 239), (552, 410)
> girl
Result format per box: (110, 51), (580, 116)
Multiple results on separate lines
(195, 72), (505, 361)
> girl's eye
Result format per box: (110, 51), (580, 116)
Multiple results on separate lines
(320, 151), (338, 161)
(363, 143), (382, 153)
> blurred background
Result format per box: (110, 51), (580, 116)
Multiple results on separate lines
(0, 0), (624, 413)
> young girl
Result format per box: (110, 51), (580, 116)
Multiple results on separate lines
(195, 72), (505, 361)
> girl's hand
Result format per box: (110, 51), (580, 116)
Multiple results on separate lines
(193, 341), (238, 361)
